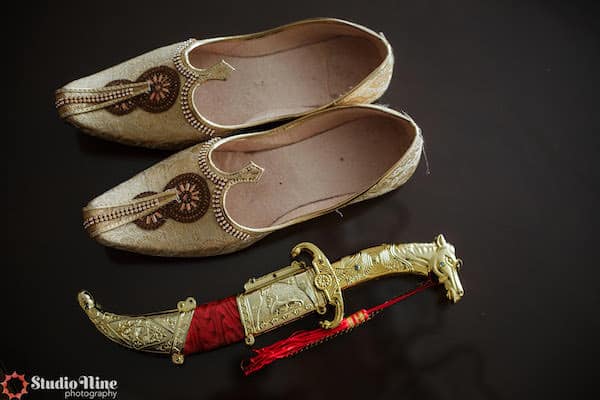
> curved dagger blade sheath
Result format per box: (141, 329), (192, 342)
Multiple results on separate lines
(78, 234), (464, 364)
(78, 291), (197, 364)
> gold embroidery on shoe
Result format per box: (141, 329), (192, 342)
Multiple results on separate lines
(83, 173), (213, 235)
(173, 39), (235, 138)
(136, 66), (180, 113)
(198, 138), (263, 241)
(55, 66), (180, 117)
(352, 114), (423, 203)
(336, 34), (393, 106)
(83, 189), (179, 237)
(104, 79), (138, 115)
(132, 192), (168, 230)
(55, 81), (150, 118)
(162, 173), (210, 223)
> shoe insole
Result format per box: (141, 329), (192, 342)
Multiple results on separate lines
(191, 36), (383, 126)
(212, 116), (412, 229)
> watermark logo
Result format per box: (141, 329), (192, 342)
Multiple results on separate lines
(31, 376), (118, 399)
(0, 371), (118, 399)
(1, 372), (29, 399)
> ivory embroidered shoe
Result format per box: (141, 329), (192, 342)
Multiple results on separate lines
(82, 105), (423, 257)
(56, 18), (394, 149)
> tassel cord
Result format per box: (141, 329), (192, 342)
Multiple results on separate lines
(242, 276), (437, 375)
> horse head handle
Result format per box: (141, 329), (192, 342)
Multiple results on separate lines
(430, 234), (464, 303)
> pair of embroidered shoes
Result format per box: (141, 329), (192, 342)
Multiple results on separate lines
(56, 18), (423, 257)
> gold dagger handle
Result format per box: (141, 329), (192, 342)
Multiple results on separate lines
(291, 242), (344, 329)
(331, 243), (431, 290)
(236, 235), (464, 346)
(330, 235), (464, 303)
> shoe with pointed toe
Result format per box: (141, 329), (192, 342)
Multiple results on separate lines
(56, 18), (394, 149)
(82, 104), (423, 257)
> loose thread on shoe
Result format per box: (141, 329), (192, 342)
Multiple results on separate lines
(422, 141), (431, 175)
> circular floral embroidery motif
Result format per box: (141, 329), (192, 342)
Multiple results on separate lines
(132, 192), (167, 230)
(105, 79), (137, 115)
(163, 173), (209, 223)
(136, 66), (180, 113)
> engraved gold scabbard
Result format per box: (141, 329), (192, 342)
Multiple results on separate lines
(78, 234), (464, 364)
(77, 291), (196, 364)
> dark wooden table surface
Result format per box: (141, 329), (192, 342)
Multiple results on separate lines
(3, 1), (598, 399)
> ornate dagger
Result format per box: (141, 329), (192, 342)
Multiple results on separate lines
(78, 234), (463, 366)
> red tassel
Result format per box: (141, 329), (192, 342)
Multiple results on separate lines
(241, 277), (436, 375)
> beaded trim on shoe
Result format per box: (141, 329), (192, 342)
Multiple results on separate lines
(55, 81), (151, 118)
(82, 189), (180, 238)
(55, 65), (181, 118)
(173, 39), (235, 139)
(55, 84), (141, 108)
(197, 138), (264, 241)
(83, 197), (162, 231)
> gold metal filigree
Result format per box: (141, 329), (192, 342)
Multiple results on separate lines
(236, 261), (326, 345)
(77, 235), (463, 363)
(236, 242), (348, 347)
(77, 291), (196, 364)
(237, 235), (464, 345)
(331, 234), (464, 302)
(291, 242), (344, 329)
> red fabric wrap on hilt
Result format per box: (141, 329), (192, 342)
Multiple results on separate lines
(183, 296), (244, 354)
